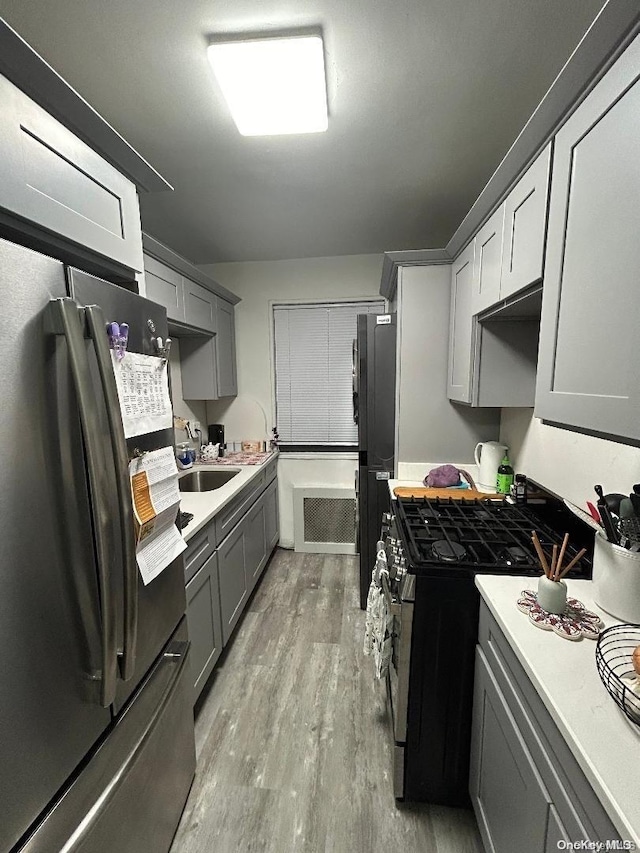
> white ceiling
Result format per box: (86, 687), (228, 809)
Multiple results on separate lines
(0, 0), (604, 264)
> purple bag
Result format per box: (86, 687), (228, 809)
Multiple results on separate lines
(424, 464), (476, 490)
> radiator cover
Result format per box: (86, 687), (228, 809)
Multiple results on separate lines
(293, 487), (357, 554)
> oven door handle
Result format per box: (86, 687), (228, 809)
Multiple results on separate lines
(380, 573), (402, 617)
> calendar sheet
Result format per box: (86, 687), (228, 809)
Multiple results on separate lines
(111, 351), (173, 438)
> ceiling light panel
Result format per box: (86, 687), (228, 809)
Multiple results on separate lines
(208, 35), (328, 136)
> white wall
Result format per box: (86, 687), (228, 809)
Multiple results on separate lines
(500, 408), (640, 508)
(396, 265), (501, 466)
(200, 254), (384, 547)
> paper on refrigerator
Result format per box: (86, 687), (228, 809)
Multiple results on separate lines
(129, 447), (186, 585)
(111, 351), (173, 438)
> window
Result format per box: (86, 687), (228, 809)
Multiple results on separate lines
(273, 300), (385, 448)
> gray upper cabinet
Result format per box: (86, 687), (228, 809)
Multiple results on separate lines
(143, 254), (185, 322)
(180, 337), (219, 401)
(0, 75), (143, 272)
(472, 205), (504, 314)
(215, 298), (238, 397)
(535, 33), (640, 441)
(448, 242), (475, 403)
(184, 280), (217, 334)
(500, 144), (551, 301)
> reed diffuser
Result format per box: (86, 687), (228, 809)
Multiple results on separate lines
(531, 531), (587, 614)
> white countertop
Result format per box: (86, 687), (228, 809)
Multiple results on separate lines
(178, 452), (277, 542)
(476, 575), (640, 845)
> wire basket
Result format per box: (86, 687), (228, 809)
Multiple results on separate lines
(595, 624), (640, 726)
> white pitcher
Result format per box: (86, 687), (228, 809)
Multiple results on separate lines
(474, 441), (508, 490)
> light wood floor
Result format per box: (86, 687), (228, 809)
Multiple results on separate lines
(171, 549), (484, 853)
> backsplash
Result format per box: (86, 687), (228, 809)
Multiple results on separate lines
(168, 339), (207, 446)
(500, 408), (640, 508)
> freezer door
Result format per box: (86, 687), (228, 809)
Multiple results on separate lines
(68, 270), (187, 711)
(18, 618), (196, 853)
(356, 314), (397, 469)
(0, 240), (112, 852)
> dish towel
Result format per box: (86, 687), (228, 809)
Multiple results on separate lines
(364, 549), (394, 679)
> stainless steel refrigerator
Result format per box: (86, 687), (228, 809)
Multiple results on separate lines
(1, 237), (195, 853)
(354, 313), (397, 609)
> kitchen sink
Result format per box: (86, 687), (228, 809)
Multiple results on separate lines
(178, 469), (241, 492)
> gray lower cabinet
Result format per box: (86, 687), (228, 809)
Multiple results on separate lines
(184, 469), (279, 700)
(470, 602), (621, 853)
(185, 553), (222, 703)
(245, 500), (267, 595)
(0, 74), (143, 273)
(535, 32), (640, 442)
(470, 648), (551, 853)
(264, 479), (279, 552)
(217, 521), (248, 646)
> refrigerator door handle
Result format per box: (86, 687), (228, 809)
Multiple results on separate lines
(84, 305), (138, 683)
(46, 298), (118, 707)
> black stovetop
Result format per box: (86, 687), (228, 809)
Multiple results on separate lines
(395, 496), (592, 577)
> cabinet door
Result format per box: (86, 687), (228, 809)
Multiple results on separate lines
(143, 254), (185, 322)
(217, 522), (247, 645)
(0, 75), (143, 272)
(470, 648), (550, 853)
(448, 242), (475, 403)
(473, 204), (504, 313)
(500, 143), (551, 300)
(535, 36), (640, 441)
(245, 499), (267, 594)
(215, 298), (238, 397)
(180, 337), (219, 401)
(264, 478), (279, 552)
(185, 554), (223, 703)
(184, 279), (217, 333)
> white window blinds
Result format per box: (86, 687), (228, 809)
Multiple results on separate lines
(274, 301), (385, 445)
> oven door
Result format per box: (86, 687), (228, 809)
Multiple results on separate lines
(385, 574), (414, 799)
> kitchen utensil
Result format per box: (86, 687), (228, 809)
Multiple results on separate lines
(200, 442), (220, 461)
(595, 485), (619, 544)
(393, 487), (502, 501)
(586, 501), (601, 523)
(208, 424), (225, 457)
(604, 493), (626, 516)
(537, 575), (567, 614)
(596, 625), (640, 726)
(563, 498), (602, 533)
(474, 441), (508, 490)
(593, 533), (640, 622)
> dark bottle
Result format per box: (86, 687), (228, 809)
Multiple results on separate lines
(496, 454), (514, 495)
(514, 473), (527, 505)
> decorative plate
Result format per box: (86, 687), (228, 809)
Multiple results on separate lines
(517, 589), (604, 641)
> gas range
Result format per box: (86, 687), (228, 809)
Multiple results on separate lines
(380, 491), (594, 807)
(392, 496), (591, 578)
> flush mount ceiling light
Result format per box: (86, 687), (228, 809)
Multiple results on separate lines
(207, 34), (328, 136)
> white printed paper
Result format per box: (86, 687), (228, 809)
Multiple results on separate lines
(112, 351), (172, 438)
(129, 447), (186, 585)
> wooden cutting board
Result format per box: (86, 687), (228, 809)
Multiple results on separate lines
(393, 486), (503, 501)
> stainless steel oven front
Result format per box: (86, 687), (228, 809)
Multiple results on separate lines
(383, 529), (415, 799)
